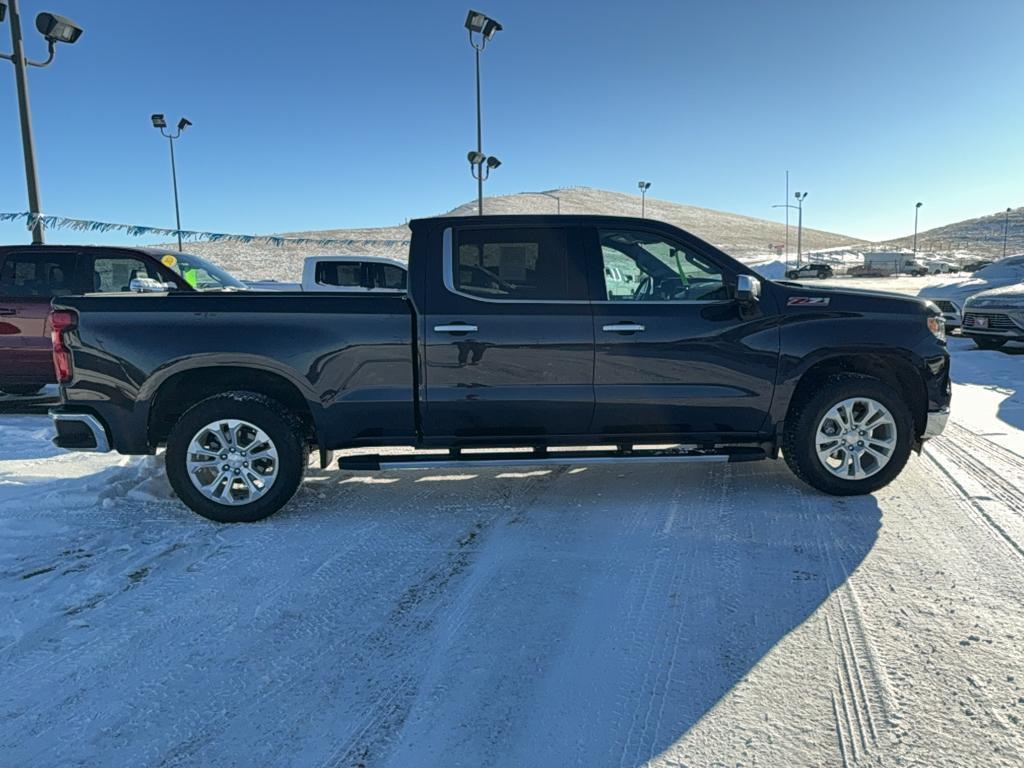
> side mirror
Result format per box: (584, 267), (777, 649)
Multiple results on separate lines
(736, 274), (761, 303)
(129, 277), (174, 293)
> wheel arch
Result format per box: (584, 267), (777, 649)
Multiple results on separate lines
(146, 365), (320, 449)
(781, 352), (928, 439)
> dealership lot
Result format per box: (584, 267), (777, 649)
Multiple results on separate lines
(1, 337), (1022, 766)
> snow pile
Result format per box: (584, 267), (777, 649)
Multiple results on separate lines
(749, 259), (789, 279)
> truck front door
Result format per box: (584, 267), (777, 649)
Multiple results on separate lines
(422, 225), (594, 439)
(587, 227), (780, 437)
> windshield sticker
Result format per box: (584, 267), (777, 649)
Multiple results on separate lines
(788, 296), (831, 306)
(161, 254), (178, 268)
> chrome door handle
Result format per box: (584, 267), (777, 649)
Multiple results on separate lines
(602, 323), (645, 333)
(434, 323), (478, 333)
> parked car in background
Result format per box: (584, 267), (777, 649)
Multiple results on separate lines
(962, 260), (993, 272)
(0, 245), (244, 396)
(243, 279), (301, 291)
(51, 214), (949, 522)
(961, 283), (1024, 349)
(919, 254), (1024, 330)
(785, 263), (834, 280)
(926, 259), (957, 274)
(302, 256), (407, 292)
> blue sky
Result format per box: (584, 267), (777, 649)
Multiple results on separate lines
(1, 0), (1021, 246)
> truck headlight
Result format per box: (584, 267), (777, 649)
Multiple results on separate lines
(927, 316), (946, 341)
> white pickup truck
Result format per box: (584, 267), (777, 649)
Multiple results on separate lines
(244, 256), (408, 292)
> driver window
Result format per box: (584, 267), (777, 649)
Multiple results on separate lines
(598, 230), (726, 302)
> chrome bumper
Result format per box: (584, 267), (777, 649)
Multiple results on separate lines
(922, 408), (950, 440)
(49, 410), (111, 453)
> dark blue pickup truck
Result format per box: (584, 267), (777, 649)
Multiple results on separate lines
(50, 215), (950, 522)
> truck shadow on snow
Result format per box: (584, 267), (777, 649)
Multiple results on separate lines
(291, 461), (882, 765)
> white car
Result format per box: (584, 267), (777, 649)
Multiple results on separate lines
(301, 256), (407, 292)
(918, 254), (1024, 329)
(925, 259), (957, 275)
(961, 283), (1024, 349)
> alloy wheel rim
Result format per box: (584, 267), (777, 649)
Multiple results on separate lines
(815, 397), (897, 481)
(185, 419), (278, 506)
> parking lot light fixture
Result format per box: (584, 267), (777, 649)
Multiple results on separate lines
(0, 0), (85, 244)
(913, 201), (923, 258)
(1004, 207), (1012, 259)
(153, 115), (192, 250)
(638, 181), (651, 217)
(465, 9), (502, 215)
(794, 192), (808, 265)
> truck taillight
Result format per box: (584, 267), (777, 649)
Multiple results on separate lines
(50, 310), (77, 383)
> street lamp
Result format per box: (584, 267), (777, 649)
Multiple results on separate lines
(465, 9), (502, 215)
(1003, 207), (1012, 259)
(638, 181), (651, 217)
(912, 201), (923, 259)
(152, 114), (192, 251)
(525, 190), (560, 213)
(794, 192), (808, 265)
(0, 0), (84, 244)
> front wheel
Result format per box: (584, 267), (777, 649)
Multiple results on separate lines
(973, 337), (1006, 350)
(783, 373), (914, 496)
(165, 391), (309, 522)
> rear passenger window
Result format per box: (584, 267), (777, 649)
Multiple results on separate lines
(316, 262), (363, 288)
(0, 252), (78, 297)
(376, 264), (407, 290)
(453, 228), (584, 301)
(92, 256), (159, 292)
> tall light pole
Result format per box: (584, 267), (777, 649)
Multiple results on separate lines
(465, 10), (502, 215)
(1003, 207), (1012, 259)
(151, 114), (191, 250)
(0, 2), (84, 245)
(912, 201), (923, 259)
(529, 190), (560, 213)
(638, 181), (651, 217)
(784, 170), (789, 263)
(794, 192), (808, 265)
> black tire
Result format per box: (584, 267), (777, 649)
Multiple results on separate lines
(165, 391), (309, 523)
(1, 384), (45, 397)
(783, 373), (914, 496)
(785, 271), (799, 279)
(973, 337), (1006, 350)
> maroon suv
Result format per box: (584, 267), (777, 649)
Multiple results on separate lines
(0, 245), (244, 395)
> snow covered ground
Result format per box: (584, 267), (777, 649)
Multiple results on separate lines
(1, 338), (1023, 766)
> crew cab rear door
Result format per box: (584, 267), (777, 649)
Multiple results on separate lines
(585, 226), (779, 436)
(421, 224), (594, 439)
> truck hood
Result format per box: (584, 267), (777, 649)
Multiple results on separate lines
(772, 281), (937, 316)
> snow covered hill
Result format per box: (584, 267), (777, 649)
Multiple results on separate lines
(159, 186), (866, 282)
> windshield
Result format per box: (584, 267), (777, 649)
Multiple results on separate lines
(156, 251), (246, 291)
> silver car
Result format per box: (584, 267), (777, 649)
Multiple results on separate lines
(919, 254), (1024, 329)
(962, 282), (1024, 349)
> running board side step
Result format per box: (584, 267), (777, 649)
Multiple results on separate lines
(339, 447), (766, 471)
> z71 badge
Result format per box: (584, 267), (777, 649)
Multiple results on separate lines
(787, 296), (831, 306)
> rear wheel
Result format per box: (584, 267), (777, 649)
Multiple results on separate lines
(165, 391), (308, 522)
(783, 373), (914, 496)
(973, 337), (1006, 350)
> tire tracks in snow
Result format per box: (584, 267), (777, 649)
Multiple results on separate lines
(797, 489), (896, 766)
(924, 424), (1024, 566)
